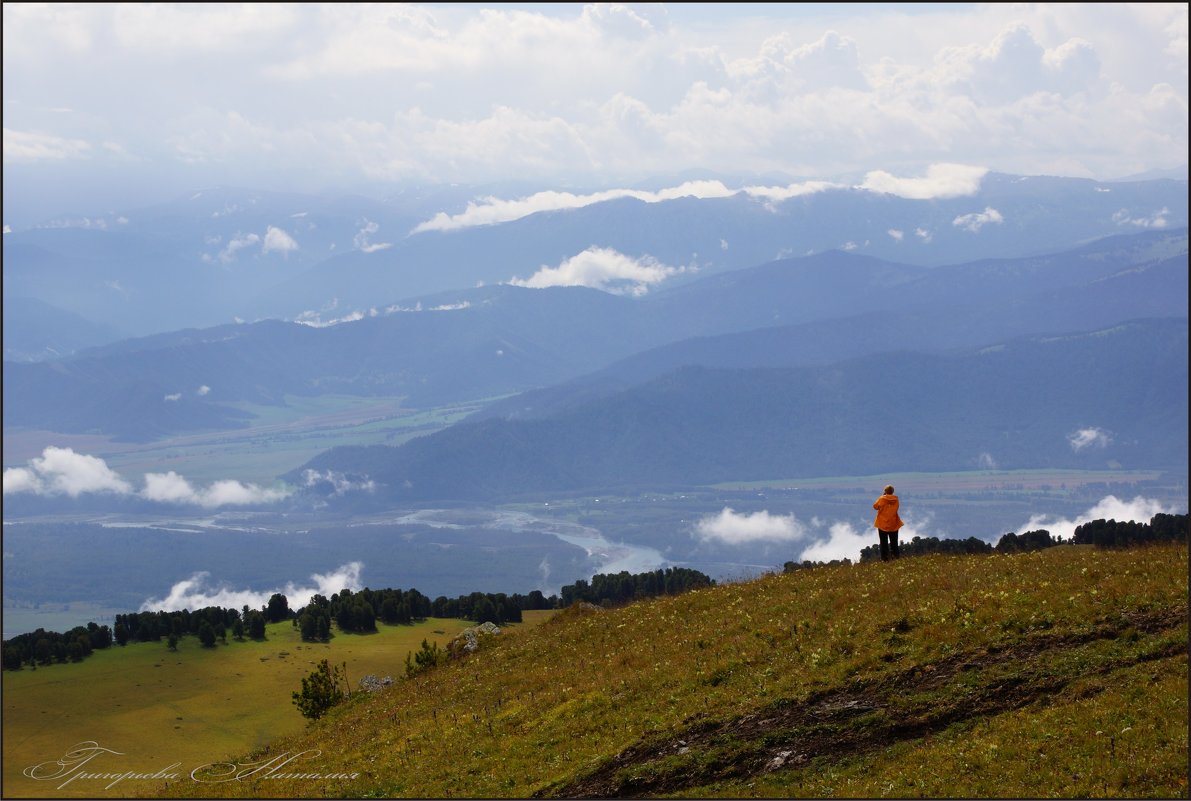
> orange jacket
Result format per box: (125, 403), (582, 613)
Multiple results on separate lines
(873, 494), (903, 531)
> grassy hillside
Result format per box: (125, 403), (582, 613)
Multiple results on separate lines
(145, 543), (1186, 798)
(3, 616), (554, 799)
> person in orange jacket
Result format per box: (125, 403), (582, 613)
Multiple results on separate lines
(873, 485), (904, 561)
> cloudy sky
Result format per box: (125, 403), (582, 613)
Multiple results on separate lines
(3, 3), (1187, 223)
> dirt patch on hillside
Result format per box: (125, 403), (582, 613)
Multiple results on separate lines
(540, 606), (1186, 798)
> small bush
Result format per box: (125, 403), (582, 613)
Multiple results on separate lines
(292, 659), (348, 720)
(406, 638), (445, 678)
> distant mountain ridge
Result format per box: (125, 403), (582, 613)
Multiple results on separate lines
(3, 228), (1186, 441)
(480, 235), (1189, 420)
(2, 297), (126, 362)
(292, 317), (1188, 501)
(2, 173), (1186, 340)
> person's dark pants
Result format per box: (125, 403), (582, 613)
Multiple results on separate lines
(879, 529), (900, 561)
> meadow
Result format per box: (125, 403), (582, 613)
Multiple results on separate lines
(2, 612), (553, 799)
(132, 542), (1187, 799)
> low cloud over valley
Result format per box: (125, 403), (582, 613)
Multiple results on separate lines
(3, 446), (291, 508)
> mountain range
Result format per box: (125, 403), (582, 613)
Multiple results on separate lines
(293, 317), (1188, 501)
(4, 224), (1186, 440)
(4, 226), (1186, 442)
(3, 173), (1186, 342)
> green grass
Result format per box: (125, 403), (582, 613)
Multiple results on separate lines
(127, 543), (1186, 799)
(2, 614), (552, 799)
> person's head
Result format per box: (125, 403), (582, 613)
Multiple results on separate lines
(884, 485), (895, 495)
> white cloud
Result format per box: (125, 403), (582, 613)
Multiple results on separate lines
(1112, 207), (1170, 228)
(141, 471), (291, 507)
(1018, 495), (1176, 543)
(140, 471), (200, 504)
(294, 307), (378, 328)
(2, 128), (92, 163)
(353, 219), (392, 252)
(140, 562), (364, 613)
(412, 169), (983, 235)
(1068, 426), (1112, 451)
(2, 446), (133, 497)
(302, 469), (376, 496)
(378, 300), (471, 314)
(2, 467), (44, 496)
(196, 385), (211, 396)
(413, 180), (741, 233)
(2, 447), (290, 507)
(860, 164), (988, 199)
(194, 479), (290, 507)
(219, 232), (261, 262)
(209, 226), (297, 262)
(508, 246), (684, 296)
(111, 3), (296, 52)
(952, 206), (1004, 233)
(2, 5), (1187, 215)
(798, 521), (872, 563)
(977, 452), (999, 469)
(742, 180), (844, 204)
(163, 392), (182, 402)
(262, 225), (298, 254)
(887, 229), (904, 242)
(694, 507), (807, 544)
(935, 22), (1102, 104)
(797, 516), (932, 563)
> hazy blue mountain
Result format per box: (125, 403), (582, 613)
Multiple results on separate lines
(1, 286), (654, 440)
(2, 296), (126, 362)
(3, 174), (1186, 338)
(293, 318), (1189, 502)
(252, 175), (1189, 322)
(479, 232), (1189, 419)
(1, 184), (475, 335)
(4, 228), (1185, 441)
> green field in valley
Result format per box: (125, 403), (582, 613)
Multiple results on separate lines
(3, 394), (488, 486)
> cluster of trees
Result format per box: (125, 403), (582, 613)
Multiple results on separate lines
(111, 606), (269, 647)
(2, 604), (274, 670)
(3, 563), (720, 671)
(292, 587), (433, 640)
(994, 529), (1062, 553)
(290, 587), (526, 641)
(429, 592), (525, 627)
(1, 622), (113, 669)
(1072, 513), (1188, 547)
(558, 567), (714, 607)
(857, 534), (1000, 563)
